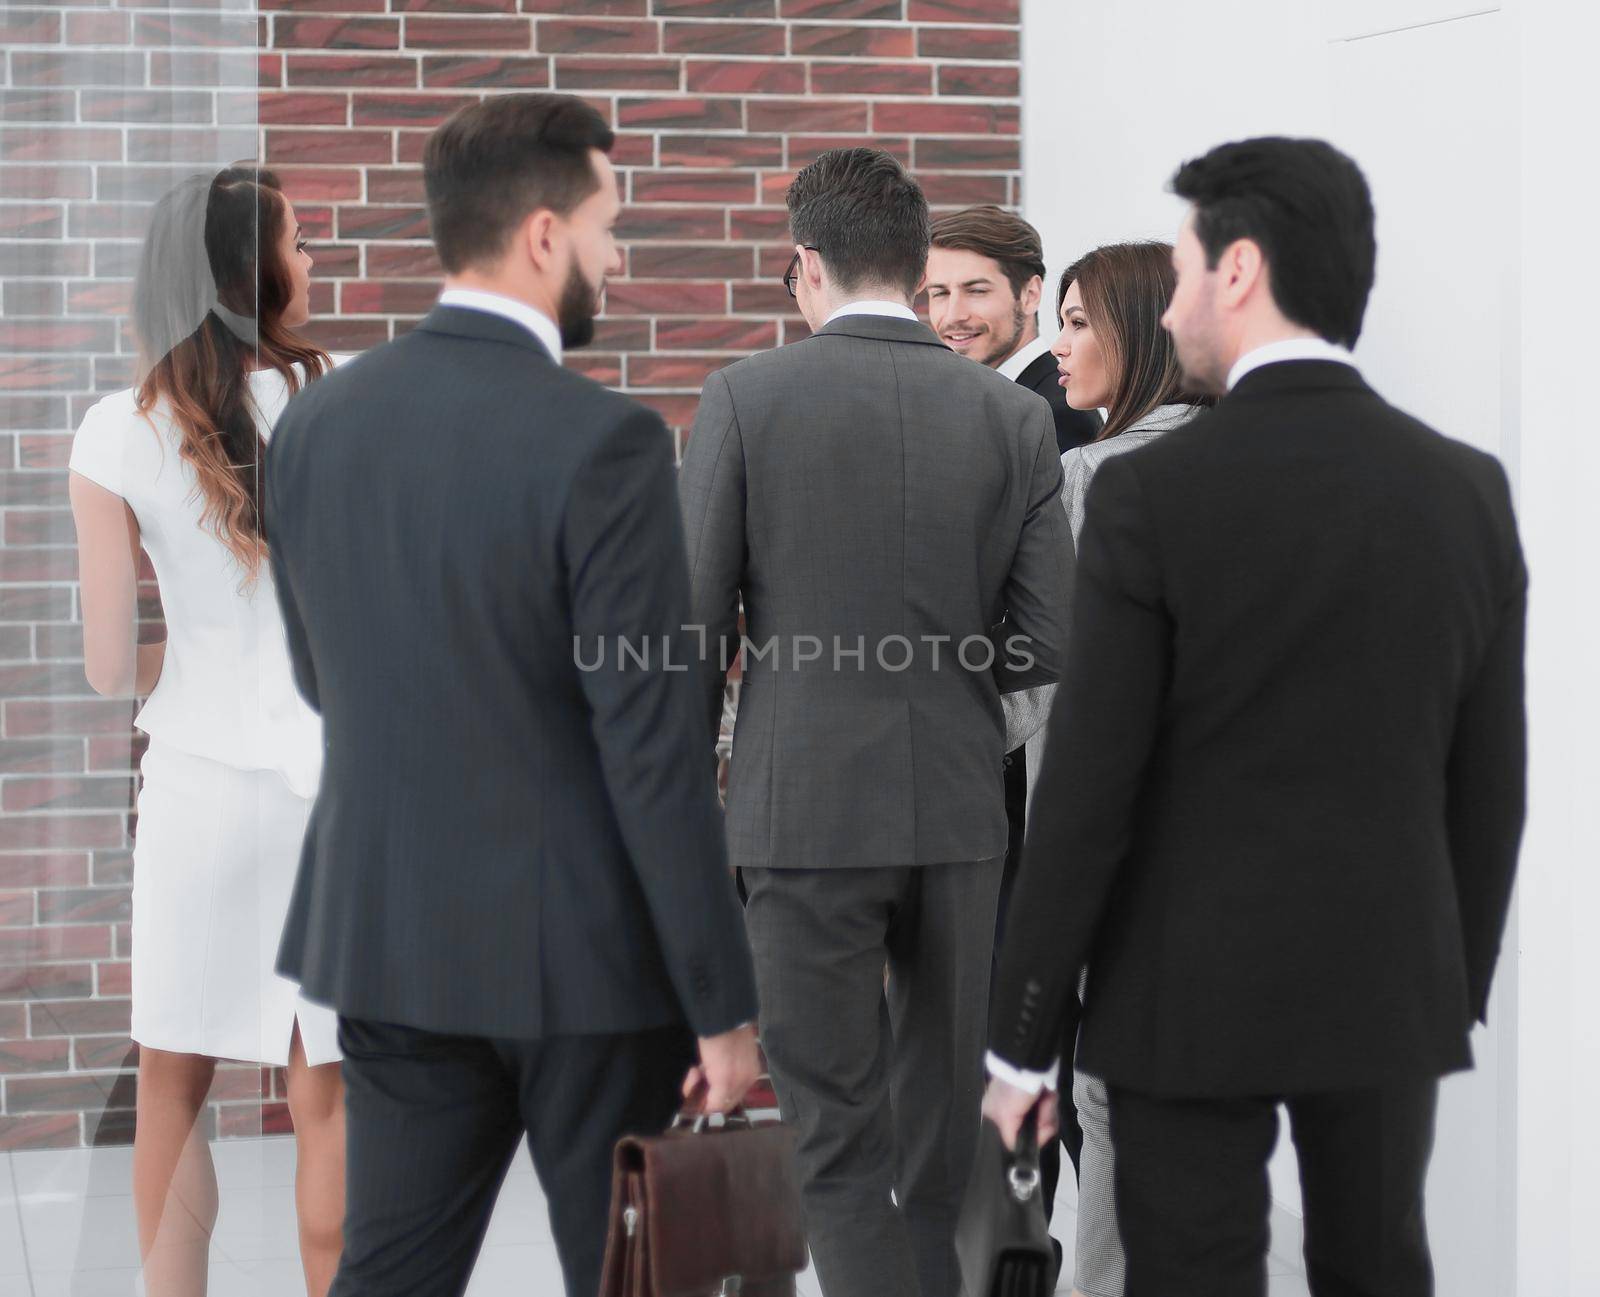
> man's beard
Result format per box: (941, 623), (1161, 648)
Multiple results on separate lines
(1174, 325), (1228, 397)
(556, 259), (601, 349)
(979, 303), (1029, 367)
(1170, 290), (1230, 396)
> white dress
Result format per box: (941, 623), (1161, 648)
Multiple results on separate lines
(70, 367), (341, 1066)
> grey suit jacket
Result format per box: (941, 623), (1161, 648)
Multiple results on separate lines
(1018, 403), (1204, 807)
(678, 312), (1074, 870)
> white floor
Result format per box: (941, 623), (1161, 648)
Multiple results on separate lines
(1, 1138), (1311, 1295)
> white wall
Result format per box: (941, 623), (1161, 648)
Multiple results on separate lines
(1022, 1), (1324, 305)
(1020, 1), (1597, 1290)
(1513, 4), (1600, 1292)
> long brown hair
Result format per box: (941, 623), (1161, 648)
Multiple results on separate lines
(134, 166), (329, 579)
(1058, 241), (1210, 442)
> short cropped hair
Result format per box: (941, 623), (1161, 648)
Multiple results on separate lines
(928, 205), (1047, 298)
(424, 93), (615, 274)
(786, 148), (930, 298)
(1170, 136), (1376, 348)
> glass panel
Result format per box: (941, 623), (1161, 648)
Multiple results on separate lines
(2, 0), (283, 1287)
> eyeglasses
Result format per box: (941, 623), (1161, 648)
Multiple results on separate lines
(783, 246), (819, 299)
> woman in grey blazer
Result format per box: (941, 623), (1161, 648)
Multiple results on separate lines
(1014, 241), (1211, 1297)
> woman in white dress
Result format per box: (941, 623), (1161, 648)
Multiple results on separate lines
(68, 167), (345, 1296)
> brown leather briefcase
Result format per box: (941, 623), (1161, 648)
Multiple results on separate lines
(598, 1111), (808, 1297)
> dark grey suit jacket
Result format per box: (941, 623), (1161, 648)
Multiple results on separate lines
(678, 312), (1074, 870)
(266, 305), (758, 1042)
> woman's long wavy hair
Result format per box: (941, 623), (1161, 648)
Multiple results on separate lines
(1058, 241), (1211, 442)
(134, 166), (329, 580)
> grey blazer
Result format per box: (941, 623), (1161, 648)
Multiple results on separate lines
(1018, 403), (1204, 807)
(678, 312), (1074, 871)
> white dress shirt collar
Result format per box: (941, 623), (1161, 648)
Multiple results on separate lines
(437, 287), (563, 365)
(996, 333), (1054, 383)
(1226, 336), (1356, 391)
(822, 299), (920, 327)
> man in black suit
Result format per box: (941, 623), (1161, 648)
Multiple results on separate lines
(926, 205), (1101, 459)
(982, 137), (1526, 1297)
(925, 207), (1088, 1266)
(265, 94), (761, 1297)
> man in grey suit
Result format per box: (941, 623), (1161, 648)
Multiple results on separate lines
(678, 149), (1074, 1297)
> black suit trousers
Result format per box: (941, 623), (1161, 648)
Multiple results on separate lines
(330, 1016), (696, 1297)
(996, 745), (1082, 1221)
(1108, 1080), (1439, 1297)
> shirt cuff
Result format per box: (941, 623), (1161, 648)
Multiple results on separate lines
(984, 1050), (1060, 1095)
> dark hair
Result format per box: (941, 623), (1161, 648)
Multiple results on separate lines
(1058, 241), (1211, 442)
(1169, 136), (1375, 348)
(928, 205), (1047, 299)
(786, 148), (930, 298)
(135, 166), (329, 579)
(423, 93), (615, 274)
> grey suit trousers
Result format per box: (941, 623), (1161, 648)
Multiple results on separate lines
(742, 860), (1002, 1297)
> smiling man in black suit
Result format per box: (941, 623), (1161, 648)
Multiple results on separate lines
(926, 206), (1102, 458)
(926, 209), (1091, 1271)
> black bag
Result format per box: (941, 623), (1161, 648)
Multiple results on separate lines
(955, 1113), (1054, 1297)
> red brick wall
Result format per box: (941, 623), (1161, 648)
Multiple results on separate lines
(0, 0), (1023, 1148)
(262, 0), (1025, 445)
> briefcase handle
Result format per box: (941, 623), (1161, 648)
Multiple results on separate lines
(670, 1106), (755, 1135)
(1008, 1112), (1042, 1204)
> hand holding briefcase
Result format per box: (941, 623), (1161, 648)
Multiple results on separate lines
(955, 1113), (1054, 1297)
(598, 1110), (808, 1297)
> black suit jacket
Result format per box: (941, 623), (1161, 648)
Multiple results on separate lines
(265, 305), (759, 1041)
(1015, 349), (1101, 457)
(990, 361), (1526, 1096)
